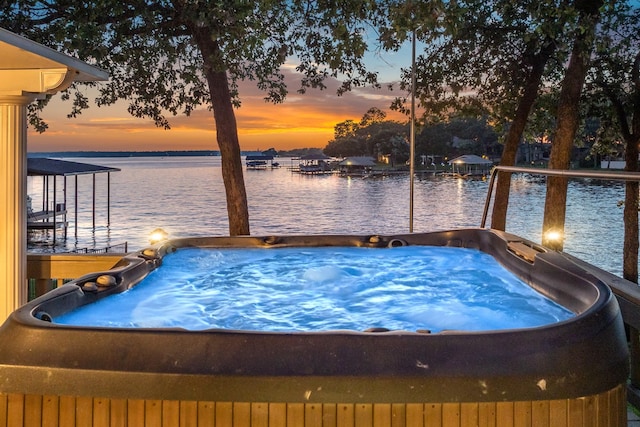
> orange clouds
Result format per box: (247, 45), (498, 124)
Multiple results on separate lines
(28, 65), (408, 153)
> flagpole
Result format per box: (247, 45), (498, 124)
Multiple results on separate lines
(409, 28), (416, 233)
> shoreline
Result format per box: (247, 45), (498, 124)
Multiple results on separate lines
(28, 150), (221, 158)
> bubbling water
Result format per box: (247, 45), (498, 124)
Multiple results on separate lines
(54, 246), (574, 332)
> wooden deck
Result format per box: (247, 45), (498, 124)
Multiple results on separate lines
(27, 253), (124, 297)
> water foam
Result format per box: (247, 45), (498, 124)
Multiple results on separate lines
(55, 246), (574, 332)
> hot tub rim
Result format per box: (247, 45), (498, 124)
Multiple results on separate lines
(0, 228), (629, 403)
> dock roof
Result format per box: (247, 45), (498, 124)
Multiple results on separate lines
(27, 158), (120, 176)
(246, 155), (274, 161)
(448, 154), (493, 165)
(339, 156), (376, 167)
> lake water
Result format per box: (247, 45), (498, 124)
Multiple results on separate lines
(27, 156), (630, 276)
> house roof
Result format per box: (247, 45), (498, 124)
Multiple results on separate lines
(27, 158), (120, 176)
(0, 28), (108, 82)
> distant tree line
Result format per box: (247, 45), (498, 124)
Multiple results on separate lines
(323, 108), (409, 164)
(322, 108), (501, 164)
(321, 109), (621, 168)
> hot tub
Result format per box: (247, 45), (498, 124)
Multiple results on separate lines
(0, 229), (629, 426)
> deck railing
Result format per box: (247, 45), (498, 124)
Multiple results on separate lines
(484, 165), (640, 409)
(69, 242), (129, 254)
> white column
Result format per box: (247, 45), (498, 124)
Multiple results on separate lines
(0, 94), (35, 322)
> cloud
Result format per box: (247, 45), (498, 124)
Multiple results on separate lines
(28, 58), (410, 152)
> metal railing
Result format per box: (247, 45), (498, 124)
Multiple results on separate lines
(70, 242), (129, 254)
(484, 165), (640, 408)
(482, 165), (640, 227)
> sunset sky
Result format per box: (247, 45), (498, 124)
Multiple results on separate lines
(28, 47), (413, 153)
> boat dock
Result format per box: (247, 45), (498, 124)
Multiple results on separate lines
(27, 157), (120, 245)
(245, 155), (280, 169)
(27, 205), (68, 233)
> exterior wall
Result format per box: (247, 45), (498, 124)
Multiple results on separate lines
(0, 384), (626, 427)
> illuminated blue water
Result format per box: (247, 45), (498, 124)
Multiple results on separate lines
(27, 156), (630, 276)
(54, 246), (573, 332)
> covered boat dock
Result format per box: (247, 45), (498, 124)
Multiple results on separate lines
(338, 156), (376, 176)
(245, 155), (279, 169)
(27, 158), (120, 244)
(448, 154), (494, 177)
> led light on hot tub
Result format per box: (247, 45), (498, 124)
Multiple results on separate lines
(149, 227), (169, 244)
(544, 229), (564, 244)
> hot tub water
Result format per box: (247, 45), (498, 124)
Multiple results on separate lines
(55, 246), (573, 331)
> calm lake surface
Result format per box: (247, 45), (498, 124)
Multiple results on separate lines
(27, 156), (630, 276)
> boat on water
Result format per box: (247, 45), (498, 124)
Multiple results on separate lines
(245, 155), (279, 169)
(246, 160), (267, 168)
(297, 153), (334, 174)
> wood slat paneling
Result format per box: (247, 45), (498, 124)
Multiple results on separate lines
(198, 401), (216, 427)
(267, 403), (285, 427)
(127, 399), (144, 426)
(286, 403), (304, 427)
(41, 395), (58, 427)
(0, 393), (7, 427)
(7, 393), (24, 427)
(0, 385), (626, 427)
(110, 399), (127, 427)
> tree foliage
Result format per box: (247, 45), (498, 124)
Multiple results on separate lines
(1, 0), (385, 235)
(387, 0), (572, 126)
(323, 108), (409, 161)
(586, 1), (640, 157)
(585, 2), (640, 282)
(415, 116), (499, 159)
(324, 109), (498, 162)
(386, 0), (632, 243)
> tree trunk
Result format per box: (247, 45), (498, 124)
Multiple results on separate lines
(623, 144), (639, 389)
(491, 41), (555, 230)
(623, 142), (639, 284)
(192, 29), (250, 236)
(624, 55), (640, 388)
(624, 133), (640, 391)
(623, 51), (640, 284)
(542, 0), (602, 250)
